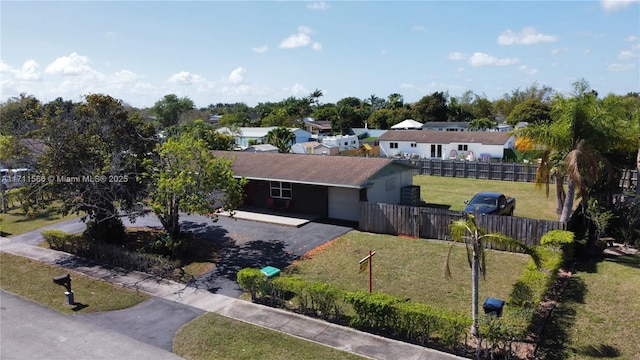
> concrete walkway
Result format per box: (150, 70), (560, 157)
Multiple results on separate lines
(0, 237), (465, 360)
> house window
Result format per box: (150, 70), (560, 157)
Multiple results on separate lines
(410, 143), (417, 148)
(431, 144), (442, 158)
(390, 142), (398, 149)
(458, 144), (468, 151)
(270, 181), (292, 199)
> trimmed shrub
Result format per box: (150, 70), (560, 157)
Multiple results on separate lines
(342, 291), (403, 331)
(237, 268), (267, 301)
(305, 282), (342, 320)
(42, 229), (77, 250)
(541, 229), (575, 261)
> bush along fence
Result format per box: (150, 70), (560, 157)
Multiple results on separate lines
(237, 230), (575, 359)
(42, 229), (180, 279)
(359, 202), (566, 247)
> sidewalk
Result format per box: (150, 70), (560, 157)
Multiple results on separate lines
(0, 237), (466, 360)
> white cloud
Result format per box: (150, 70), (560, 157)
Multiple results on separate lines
(618, 49), (637, 60)
(600, 0), (640, 12)
(399, 83), (415, 89)
(227, 67), (246, 84)
(381, 48), (388, 55)
(104, 31), (117, 40)
(252, 45), (269, 53)
(12, 60), (42, 81)
(551, 48), (568, 56)
(607, 63), (636, 71)
(168, 71), (206, 84)
(468, 52), (519, 67)
(279, 26), (321, 50)
(448, 52), (467, 60)
(583, 49), (592, 55)
(285, 83), (308, 97)
(518, 65), (538, 75)
(112, 70), (140, 83)
(307, 1), (329, 10)
(497, 27), (559, 45)
(45, 52), (96, 75)
(412, 25), (426, 32)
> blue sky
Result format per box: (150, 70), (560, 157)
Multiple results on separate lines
(1, 1), (639, 109)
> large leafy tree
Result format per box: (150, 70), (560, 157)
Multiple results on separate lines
(152, 94), (194, 129)
(446, 215), (539, 339)
(266, 127), (296, 153)
(150, 135), (246, 239)
(412, 92), (448, 122)
(506, 99), (551, 126)
(166, 119), (235, 150)
(34, 94), (157, 239)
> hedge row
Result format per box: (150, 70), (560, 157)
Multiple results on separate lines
(42, 229), (178, 278)
(236, 270), (471, 351)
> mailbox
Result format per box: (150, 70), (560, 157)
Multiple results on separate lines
(53, 274), (72, 291)
(483, 297), (505, 317)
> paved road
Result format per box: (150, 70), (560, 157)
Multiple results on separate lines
(0, 290), (183, 360)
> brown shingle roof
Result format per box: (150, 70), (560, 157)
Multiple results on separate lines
(211, 151), (409, 188)
(378, 130), (512, 145)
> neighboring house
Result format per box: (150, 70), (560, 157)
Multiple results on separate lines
(391, 119), (423, 130)
(244, 144), (279, 153)
(378, 130), (515, 160)
(211, 151), (416, 222)
(217, 127), (312, 149)
(321, 134), (360, 151)
(303, 119), (333, 137)
(208, 115), (223, 126)
(422, 122), (469, 132)
(290, 141), (339, 155)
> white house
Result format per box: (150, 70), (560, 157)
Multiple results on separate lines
(422, 122), (469, 132)
(321, 134), (359, 151)
(377, 130), (515, 160)
(217, 127), (312, 149)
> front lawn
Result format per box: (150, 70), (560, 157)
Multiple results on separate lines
(0, 201), (79, 237)
(286, 231), (531, 314)
(537, 253), (640, 359)
(0, 252), (150, 314)
(174, 312), (364, 360)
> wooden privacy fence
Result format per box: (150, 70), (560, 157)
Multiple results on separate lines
(359, 202), (566, 247)
(395, 158), (638, 190)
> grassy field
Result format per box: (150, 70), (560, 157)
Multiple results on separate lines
(173, 312), (364, 360)
(0, 202), (79, 237)
(287, 231), (531, 313)
(537, 253), (640, 360)
(0, 252), (149, 314)
(413, 175), (560, 221)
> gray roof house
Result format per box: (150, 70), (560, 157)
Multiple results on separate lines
(211, 151), (415, 222)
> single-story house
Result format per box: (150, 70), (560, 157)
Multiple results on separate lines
(211, 151), (416, 222)
(290, 141), (339, 155)
(422, 122), (469, 132)
(217, 127), (312, 149)
(303, 119), (333, 136)
(377, 130), (515, 160)
(321, 134), (360, 151)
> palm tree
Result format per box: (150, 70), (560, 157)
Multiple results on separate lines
(445, 214), (539, 338)
(516, 79), (624, 222)
(266, 127), (295, 153)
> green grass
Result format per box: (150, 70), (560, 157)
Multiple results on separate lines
(174, 312), (364, 360)
(0, 252), (150, 314)
(287, 231), (531, 313)
(413, 175), (561, 221)
(537, 253), (640, 360)
(0, 202), (79, 237)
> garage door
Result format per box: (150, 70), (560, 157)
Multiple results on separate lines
(328, 187), (359, 222)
